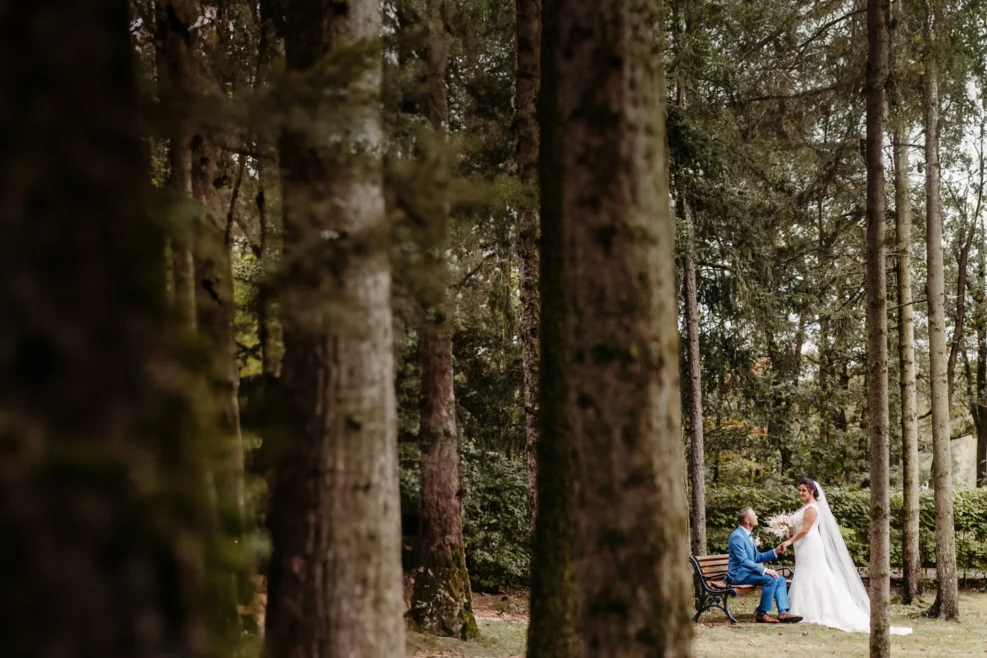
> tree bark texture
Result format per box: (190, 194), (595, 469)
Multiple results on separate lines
(0, 0), (219, 654)
(516, 0), (542, 531)
(154, 0), (199, 328)
(548, 0), (694, 652)
(525, 0), (581, 650)
(265, 0), (406, 655)
(865, 0), (891, 651)
(409, 327), (479, 639)
(923, 0), (959, 621)
(407, 0), (478, 638)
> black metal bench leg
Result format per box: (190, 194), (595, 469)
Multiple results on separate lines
(723, 597), (739, 624)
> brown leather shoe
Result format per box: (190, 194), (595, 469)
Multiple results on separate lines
(777, 613), (803, 623)
(755, 614), (779, 624)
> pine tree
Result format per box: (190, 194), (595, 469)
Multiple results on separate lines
(542, 0), (694, 652)
(864, 0), (891, 651)
(922, 0), (960, 621)
(265, 0), (406, 654)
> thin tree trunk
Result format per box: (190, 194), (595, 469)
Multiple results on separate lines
(0, 0), (216, 653)
(682, 209), (706, 557)
(923, 0), (960, 620)
(948, 227), (974, 405)
(255, 2), (284, 378)
(154, 0), (199, 329)
(978, 234), (987, 485)
(408, 0), (478, 637)
(865, 0), (891, 650)
(525, 0), (581, 648)
(193, 135), (246, 515)
(549, 0), (693, 652)
(675, 3), (706, 557)
(265, 0), (405, 654)
(256, 155), (284, 377)
(515, 0), (542, 531)
(889, 0), (923, 604)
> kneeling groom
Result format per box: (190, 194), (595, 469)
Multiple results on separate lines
(728, 507), (803, 624)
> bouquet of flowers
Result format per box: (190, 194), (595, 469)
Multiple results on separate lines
(764, 513), (795, 540)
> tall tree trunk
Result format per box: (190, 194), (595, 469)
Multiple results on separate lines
(410, 325), (479, 638)
(923, 0), (960, 620)
(0, 0), (219, 653)
(682, 206), (706, 557)
(890, 0), (923, 604)
(865, 0), (891, 650)
(408, 0), (478, 638)
(154, 0), (199, 328)
(547, 0), (693, 652)
(675, 1), (706, 557)
(525, 0), (582, 649)
(891, 85), (923, 608)
(516, 0), (542, 531)
(265, 0), (406, 655)
(193, 136), (246, 516)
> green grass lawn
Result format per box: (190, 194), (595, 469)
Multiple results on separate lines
(407, 591), (987, 657)
(694, 591), (987, 656)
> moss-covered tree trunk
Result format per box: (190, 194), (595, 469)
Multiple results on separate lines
(865, 0), (891, 651)
(922, 0), (959, 621)
(408, 0), (479, 639)
(549, 0), (694, 652)
(516, 0), (542, 530)
(0, 0), (220, 653)
(154, 0), (199, 328)
(265, 0), (406, 655)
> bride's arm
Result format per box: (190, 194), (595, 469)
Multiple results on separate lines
(782, 507), (818, 548)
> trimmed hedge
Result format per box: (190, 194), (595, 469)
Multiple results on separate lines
(705, 486), (987, 576)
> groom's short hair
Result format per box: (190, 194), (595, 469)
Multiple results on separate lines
(738, 507), (753, 526)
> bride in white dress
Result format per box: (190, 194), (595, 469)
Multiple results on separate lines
(779, 479), (912, 635)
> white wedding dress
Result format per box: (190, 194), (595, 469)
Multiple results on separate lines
(788, 485), (912, 635)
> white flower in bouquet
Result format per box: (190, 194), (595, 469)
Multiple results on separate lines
(765, 513), (795, 540)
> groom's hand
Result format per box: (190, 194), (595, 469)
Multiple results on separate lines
(775, 543), (787, 554)
(764, 568), (780, 578)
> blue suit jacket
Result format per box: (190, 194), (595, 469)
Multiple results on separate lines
(727, 527), (777, 583)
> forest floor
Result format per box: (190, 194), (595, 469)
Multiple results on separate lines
(405, 589), (987, 657)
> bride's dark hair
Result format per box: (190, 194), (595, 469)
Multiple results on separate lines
(797, 478), (819, 498)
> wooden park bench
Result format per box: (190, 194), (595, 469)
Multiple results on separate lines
(690, 554), (793, 624)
